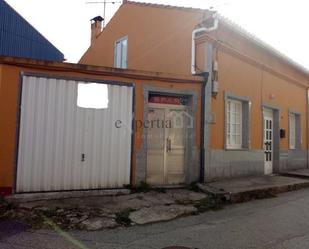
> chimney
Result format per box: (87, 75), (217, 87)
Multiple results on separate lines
(90, 16), (104, 45)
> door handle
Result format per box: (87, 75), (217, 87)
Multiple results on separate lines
(81, 153), (85, 162)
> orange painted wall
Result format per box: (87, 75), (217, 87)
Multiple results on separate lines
(211, 50), (263, 149)
(214, 23), (308, 84)
(0, 62), (202, 190)
(211, 50), (308, 150)
(0, 65), (19, 190)
(80, 3), (206, 75)
(203, 22), (309, 150)
(80, 2), (309, 153)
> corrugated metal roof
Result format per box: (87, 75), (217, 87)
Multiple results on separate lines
(0, 0), (64, 61)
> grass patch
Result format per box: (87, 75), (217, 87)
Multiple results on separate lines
(0, 197), (8, 210)
(194, 196), (225, 212)
(125, 181), (152, 193)
(175, 198), (195, 206)
(133, 182), (152, 193)
(39, 207), (59, 218)
(176, 193), (226, 213)
(0, 198), (18, 220)
(0, 198), (17, 210)
(125, 182), (166, 193)
(115, 208), (135, 226)
(187, 182), (201, 192)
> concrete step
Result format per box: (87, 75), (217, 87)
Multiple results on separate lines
(281, 169), (309, 179)
(198, 176), (309, 203)
(197, 183), (229, 197)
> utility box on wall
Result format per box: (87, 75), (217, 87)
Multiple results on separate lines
(212, 81), (219, 96)
(280, 129), (286, 139)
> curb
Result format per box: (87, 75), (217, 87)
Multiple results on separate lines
(198, 180), (309, 204)
(229, 181), (309, 203)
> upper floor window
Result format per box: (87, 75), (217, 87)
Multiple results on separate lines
(114, 36), (128, 69)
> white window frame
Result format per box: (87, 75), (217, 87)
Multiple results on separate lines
(226, 98), (243, 149)
(114, 36), (128, 69)
(289, 111), (302, 150)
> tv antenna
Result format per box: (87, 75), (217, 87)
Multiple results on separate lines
(86, 1), (122, 27)
(209, 1), (230, 10)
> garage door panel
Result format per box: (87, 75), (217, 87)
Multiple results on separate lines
(16, 76), (133, 192)
(80, 86), (133, 189)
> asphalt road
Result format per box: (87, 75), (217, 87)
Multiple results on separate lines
(2, 188), (309, 249)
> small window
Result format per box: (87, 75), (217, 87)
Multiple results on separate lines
(226, 99), (242, 149)
(77, 83), (108, 109)
(289, 112), (301, 149)
(114, 37), (128, 69)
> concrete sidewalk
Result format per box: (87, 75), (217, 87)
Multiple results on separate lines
(1, 189), (209, 231)
(282, 168), (309, 178)
(3, 174), (309, 231)
(199, 175), (309, 203)
(4, 188), (309, 249)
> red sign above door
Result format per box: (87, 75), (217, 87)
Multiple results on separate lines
(149, 95), (182, 105)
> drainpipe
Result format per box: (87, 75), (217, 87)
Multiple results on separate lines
(192, 14), (218, 182)
(191, 27), (207, 75)
(191, 13), (219, 75)
(199, 72), (209, 183)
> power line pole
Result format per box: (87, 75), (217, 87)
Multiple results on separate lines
(86, 1), (121, 27)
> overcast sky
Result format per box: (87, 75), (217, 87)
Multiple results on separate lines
(5, 0), (309, 70)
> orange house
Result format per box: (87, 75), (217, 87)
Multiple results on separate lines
(1, 1), (309, 197)
(81, 1), (309, 180)
(0, 57), (203, 196)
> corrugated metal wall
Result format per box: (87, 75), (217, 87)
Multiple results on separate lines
(16, 76), (133, 192)
(0, 1), (64, 61)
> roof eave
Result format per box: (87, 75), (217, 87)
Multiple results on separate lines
(216, 14), (309, 76)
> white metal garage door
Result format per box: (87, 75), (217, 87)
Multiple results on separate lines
(16, 76), (133, 193)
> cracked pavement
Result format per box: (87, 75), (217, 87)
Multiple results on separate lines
(2, 188), (309, 248)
